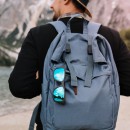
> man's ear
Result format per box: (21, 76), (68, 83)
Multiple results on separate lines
(63, 0), (70, 5)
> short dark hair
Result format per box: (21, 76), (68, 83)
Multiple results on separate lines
(72, 0), (89, 12)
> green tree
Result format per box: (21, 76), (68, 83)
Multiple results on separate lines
(120, 28), (130, 50)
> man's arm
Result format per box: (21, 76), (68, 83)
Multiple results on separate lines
(99, 26), (130, 96)
(116, 35), (130, 96)
(8, 29), (41, 99)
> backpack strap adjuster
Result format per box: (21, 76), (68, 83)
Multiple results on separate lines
(65, 43), (71, 53)
(87, 45), (92, 55)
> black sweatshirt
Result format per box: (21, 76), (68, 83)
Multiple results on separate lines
(9, 17), (130, 99)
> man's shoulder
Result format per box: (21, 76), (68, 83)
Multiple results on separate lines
(99, 24), (120, 38)
(29, 23), (58, 37)
(98, 24), (121, 44)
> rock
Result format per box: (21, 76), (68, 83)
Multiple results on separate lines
(0, 0), (49, 66)
(88, 0), (130, 30)
(0, 0), (49, 41)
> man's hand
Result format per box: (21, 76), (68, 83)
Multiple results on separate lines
(36, 71), (39, 79)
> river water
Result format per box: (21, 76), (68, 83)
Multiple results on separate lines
(0, 67), (40, 117)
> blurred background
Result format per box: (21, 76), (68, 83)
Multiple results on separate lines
(0, 0), (130, 130)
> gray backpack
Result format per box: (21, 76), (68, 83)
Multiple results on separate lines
(29, 15), (120, 130)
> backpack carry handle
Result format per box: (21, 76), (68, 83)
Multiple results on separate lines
(65, 14), (89, 34)
(66, 13), (84, 32)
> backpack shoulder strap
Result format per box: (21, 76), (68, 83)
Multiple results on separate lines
(28, 102), (41, 130)
(84, 21), (101, 87)
(49, 21), (66, 33)
(87, 21), (101, 34)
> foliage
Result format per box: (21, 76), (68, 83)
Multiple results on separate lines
(0, 56), (15, 66)
(120, 28), (130, 50)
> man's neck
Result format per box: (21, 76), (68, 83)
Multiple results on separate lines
(57, 12), (84, 20)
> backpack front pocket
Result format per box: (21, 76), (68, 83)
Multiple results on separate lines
(52, 64), (114, 130)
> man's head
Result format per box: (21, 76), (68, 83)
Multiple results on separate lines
(50, 0), (91, 21)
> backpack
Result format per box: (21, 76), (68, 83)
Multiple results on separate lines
(29, 14), (120, 130)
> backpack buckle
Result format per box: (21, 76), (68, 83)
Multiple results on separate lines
(87, 45), (92, 55)
(65, 43), (71, 53)
(73, 86), (77, 95)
